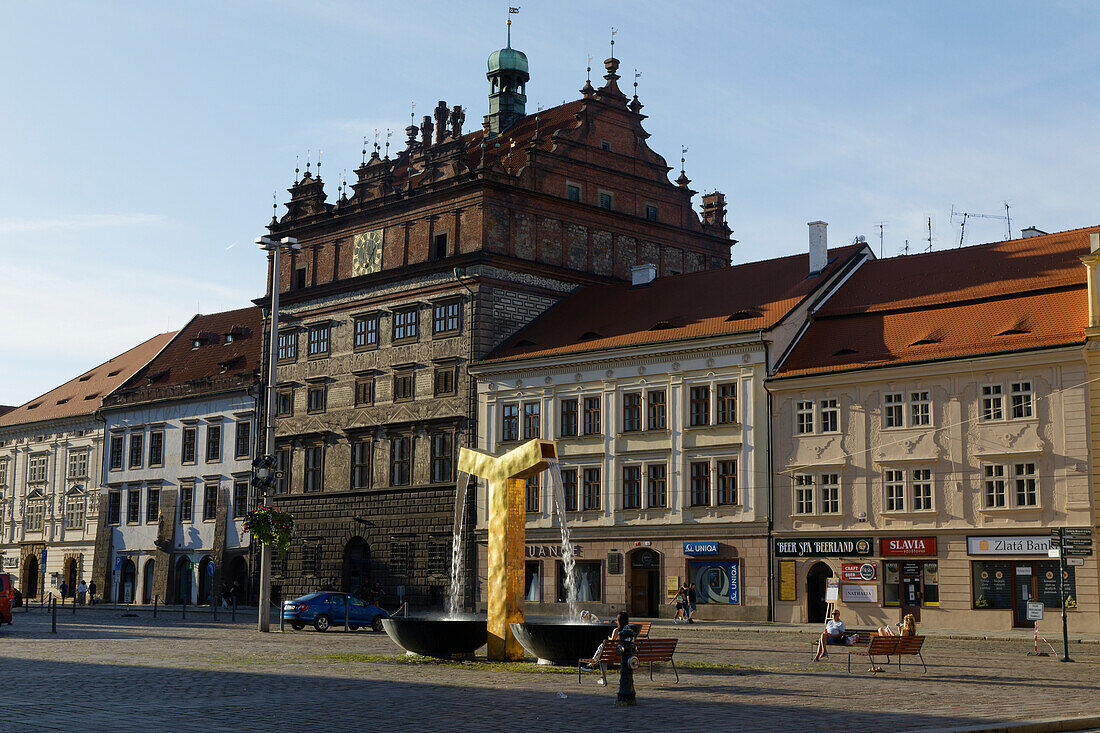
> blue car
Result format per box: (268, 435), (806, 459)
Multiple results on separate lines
(283, 592), (389, 632)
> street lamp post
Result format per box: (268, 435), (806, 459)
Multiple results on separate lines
(255, 235), (299, 632)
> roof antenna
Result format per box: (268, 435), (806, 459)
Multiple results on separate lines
(927, 216), (934, 252)
(876, 222), (885, 258)
(1004, 201), (1012, 240)
(903, 239), (910, 256)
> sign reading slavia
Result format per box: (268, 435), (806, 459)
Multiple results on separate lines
(880, 537), (937, 556)
(774, 537), (873, 558)
(684, 541), (719, 556)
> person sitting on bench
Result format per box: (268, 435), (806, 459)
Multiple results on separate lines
(813, 609), (846, 661)
(877, 613), (917, 638)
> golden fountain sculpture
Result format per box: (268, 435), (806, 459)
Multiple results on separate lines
(457, 439), (556, 661)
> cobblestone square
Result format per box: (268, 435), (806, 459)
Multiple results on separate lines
(2, 609), (1098, 732)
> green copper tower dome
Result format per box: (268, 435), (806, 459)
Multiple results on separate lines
(486, 19), (529, 137)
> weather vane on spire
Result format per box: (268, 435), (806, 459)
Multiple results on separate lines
(374, 129), (381, 154)
(361, 136), (367, 165)
(385, 128), (392, 158)
(680, 145), (688, 173)
(508, 6), (519, 44)
(587, 54), (592, 82)
(634, 69), (641, 95)
(610, 26), (616, 58)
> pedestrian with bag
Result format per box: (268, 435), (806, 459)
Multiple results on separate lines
(76, 580), (87, 605)
(88, 580), (97, 606)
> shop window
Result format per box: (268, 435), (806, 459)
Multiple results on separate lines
(558, 560), (602, 602)
(525, 561), (541, 602)
(972, 560), (1075, 610)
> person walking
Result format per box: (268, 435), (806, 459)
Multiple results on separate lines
(88, 580), (97, 606)
(59, 580), (68, 603)
(76, 580), (87, 606)
(686, 582), (697, 623)
(672, 584), (686, 624)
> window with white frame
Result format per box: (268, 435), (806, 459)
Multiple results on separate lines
(525, 476), (540, 513)
(819, 473), (840, 514)
(622, 465), (641, 509)
(25, 496), (44, 532)
(793, 474), (814, 515)
(647, 390), (666, 430)
(717, 460), (738, 505)
(884, 469), (906, 512)
(27, 454), (48, 483)
(64, 492), (85, 530)
(689, 462), (710, 506)
(983, 464), (1006, 508)
(522, 402), (540, 439)
(910, 391), (931, 426)
(1013, 462), (1037, 506)
(622, 393), (642, 432)
(912, 468), (933, 510)
(582, 467), (601, 510)
(560, 398), (578, 437)
(501, 403), (519, 442)
(1010, 381), (1033, 419)
(795, 401), (814, 434)
(717, 383), (737, 424)
(884, 393), (904, 428)
(981, 385), (1004, 421)
(67, 451), (88, 479)
(307, 324), (330, 357)
(689, 387), (710, 427)
(0, 459), (7, 486)
(646, 464), (667, 508)
(819, 399), (839, 433)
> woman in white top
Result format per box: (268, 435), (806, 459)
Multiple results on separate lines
(812, 609), (846, 661)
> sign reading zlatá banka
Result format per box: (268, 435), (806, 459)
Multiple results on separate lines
(966, 536), (1051, 555)
(774, 537), (873, 558)
(880, 537), (937, 556)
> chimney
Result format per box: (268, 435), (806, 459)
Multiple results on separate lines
(631, 263), (657, 286)
(1020, 226), (1047, 239)
(808, 221), (828, 275)
(701, 192), (727, 227)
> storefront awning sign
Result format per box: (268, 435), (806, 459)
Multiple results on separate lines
(774, 537), (873, 558)
(842, 562), (877, 581)
(967, 536), (1052, 555)
(683, 541), (719, 556)
(880, 537), (937, 556)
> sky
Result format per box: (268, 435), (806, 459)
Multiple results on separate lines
(2, 1), (1098, 406)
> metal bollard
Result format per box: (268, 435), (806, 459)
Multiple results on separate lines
(278, 590), (284, 632)
(212, 594), (217, 623)
(344, 596), (350, 632)
(51, 597), (57, 634)
(182, 597), (187, 620)
(232, 596), (236, 623)
(72, 594), (76, 615)
(153, 595), (158, 619)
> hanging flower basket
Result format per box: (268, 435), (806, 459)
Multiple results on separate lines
(243, 505), (295, 559)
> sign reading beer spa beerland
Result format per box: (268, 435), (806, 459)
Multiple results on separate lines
(880, 537), (937, 556)
(774, 537), (873, 558)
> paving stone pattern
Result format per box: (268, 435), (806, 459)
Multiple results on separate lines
(1, 610), (1098, 732)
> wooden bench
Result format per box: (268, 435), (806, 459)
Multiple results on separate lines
(847, 635), (899, 673)
(579, 636), (679, 685)
(893, 635), (927, 673)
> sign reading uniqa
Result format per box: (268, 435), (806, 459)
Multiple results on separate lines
(967, 536), (1052, 555)
(684, 541), (719, 556)
(774, 537), (873, 558)
(526, 544), (584, 558)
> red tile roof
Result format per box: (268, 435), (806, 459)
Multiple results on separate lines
(775, 226), (1097, 377)
(104, 306), (263, 407)
(0, 331), (176, 428)
(482, 244), (867, 363)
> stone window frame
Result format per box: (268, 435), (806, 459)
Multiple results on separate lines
(565, 181), (582, 203)
(353, 312), (380, 351)
(430, 430), (454, 484)
(181, 427), (197, 465)
(276, 387), (295, 417)
(129, 432), (144, 469)
(277, 330), (299, 363)
(393, 369), (415, 403)
(355, 377), (376, 406)
(392, 306), (420, 343)
(433, 366), (457, 397)
(389, 434), (413, 487)
(643, 202), (658, 222)
(148, 430), (165, 468)
(67, 449), (89, 480)
(597, 189), (614, 211)
(306, 385), (328, 414)
(350, 438), (372, 490)
(108, 434), (125, 471)
(234, 420), (252, 460)
(304, 445), (325, 493)
(306, 322), (331, 359)
(27, 452), (49, 483)
(432, 298), (462, 337)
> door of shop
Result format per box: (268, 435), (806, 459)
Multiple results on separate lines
(629, 549), (660, 617)
(1012, 566), (1035, 627)
(806, 562), (833, 623)
(900, 562), (922, 622)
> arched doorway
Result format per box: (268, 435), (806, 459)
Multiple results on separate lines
(628, 548), (661, 617)
(176, 557), (193, 604)
(119, 559), (136, 603)
(806, 562), (834, 623)
(197, 556), (213, 605)
(65, 558), (78, 597)
(142, 559), (156, 604)
(229, 556), (249, 605)
(22, 555), (39, 601)
(342, 538), (371, 594)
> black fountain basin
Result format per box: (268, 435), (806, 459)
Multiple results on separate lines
(382, 617), (488, 658)
(510, 621), (615, 663)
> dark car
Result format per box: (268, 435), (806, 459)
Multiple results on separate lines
(283, 592), (388, 632)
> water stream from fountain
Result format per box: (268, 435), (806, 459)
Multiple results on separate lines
(446, 471), (473, 618)
(546, 458), (581, 621)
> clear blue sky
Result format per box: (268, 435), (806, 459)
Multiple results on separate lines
(2, 1), (1098, 406)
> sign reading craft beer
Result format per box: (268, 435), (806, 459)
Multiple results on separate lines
(774, 537), (873, 558)
(880, 537), (937, 556)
